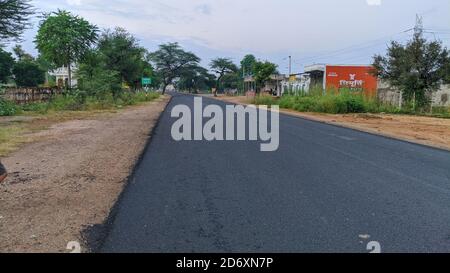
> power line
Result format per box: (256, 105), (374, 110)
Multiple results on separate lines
(294, 29), (413, 64)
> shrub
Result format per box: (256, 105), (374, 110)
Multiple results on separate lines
(0, 98), (20, 116)
(254, 95), (276, 106)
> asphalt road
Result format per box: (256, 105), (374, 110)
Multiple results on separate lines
(100, 93), (450, 253)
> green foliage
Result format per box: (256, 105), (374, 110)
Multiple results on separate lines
(35, 10), (98, 87)
(373, 30), (450, 108)
(0, 0), (33, 42)
(12, 59), (45, 87)
(253, 61), (278, 91)
(255, 90), (379, 114)
(76, 50), (122, 98)
(176, 65), (215, 93)
(0, 47), (14, 83)
(210, 58), (238, 91)
(97, 28), (148, 89)
(149, 42), (201, 93)
(240, 54), (256, 76)
(0, 97), (19, 116)
(16, 91), (160, 114)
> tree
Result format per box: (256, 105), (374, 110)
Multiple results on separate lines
(12, 60), (45, 87)
(373, 29), (450, 108)
(240, 54), (256, 76)
(176, 65), (215, 93)
(210, 58), (238, 94)
(12, 44), (33, 61)
(35, 10), (98, 88)
(0, 0), (34, 42)
(149, 42), (200, 94)
(0, 47), (14, 83)
(77, 52), (122, 99)
(253, 60), (278, 92)
(97, 28), (147, 89)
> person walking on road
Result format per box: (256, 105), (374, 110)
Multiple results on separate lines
(0, 160), (7, 183)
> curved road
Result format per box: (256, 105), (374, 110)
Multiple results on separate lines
(100, 93), (450, 253)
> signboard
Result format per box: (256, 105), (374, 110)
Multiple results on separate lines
(325, 66), (378, 97)
(142, 77), (152, 85)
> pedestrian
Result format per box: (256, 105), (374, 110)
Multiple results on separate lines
(0, 160), (7, 183)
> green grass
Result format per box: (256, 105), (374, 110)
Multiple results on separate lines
(253, 90), (450, 117)
(1, 91), (161, 116)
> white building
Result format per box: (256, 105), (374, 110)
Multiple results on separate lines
(48, 65), (78, 87)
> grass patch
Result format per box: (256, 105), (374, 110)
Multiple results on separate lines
(0, 124), (28, 156)
(252, 90), (450, 117)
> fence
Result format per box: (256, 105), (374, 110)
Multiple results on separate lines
(377, 81), (450, 107)
(1, 87), (64, 104)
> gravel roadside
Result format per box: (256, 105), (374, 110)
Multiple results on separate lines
(0, 96), (170, 253)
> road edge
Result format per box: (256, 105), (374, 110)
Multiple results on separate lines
(81, 95), (173, 253)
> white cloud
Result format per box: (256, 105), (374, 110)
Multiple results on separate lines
(66, 0), (82, 6)
(367, 0), (382, 6)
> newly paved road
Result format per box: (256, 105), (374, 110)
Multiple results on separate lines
(101, 93), (450, 253)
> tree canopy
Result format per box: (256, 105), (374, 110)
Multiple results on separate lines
(35, 10), (98, 88)
(0, 47), (14, 83)
(210, 58), (238, 91)
(149, 42), (201, 94)
(176, 65), (215, 93)
(97, 27), (148, 89)
(373, 29), (450, 107)
(240, 54), (256, 76)
(12, 59), (45, 87)
(0, 0), (34, 43)
(253, 60), (278, 91)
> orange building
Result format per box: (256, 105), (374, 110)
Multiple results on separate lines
(304, 64), (378, 97)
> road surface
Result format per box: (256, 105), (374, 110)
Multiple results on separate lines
(100, 93), (450, 253)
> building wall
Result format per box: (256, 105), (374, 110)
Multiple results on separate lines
(325, 65), (378, 97)
(377, 81), (450, 107)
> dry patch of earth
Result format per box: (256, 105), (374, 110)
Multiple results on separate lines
(0, 96), (170, 253)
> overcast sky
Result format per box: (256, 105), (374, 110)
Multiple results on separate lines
(14, 0), (450, 74)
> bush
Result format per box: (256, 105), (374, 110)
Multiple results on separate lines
(254, 95), (276, 106)
(0, 98), (20, 116)
(255, 90), (386, 114)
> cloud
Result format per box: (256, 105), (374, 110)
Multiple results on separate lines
(195, 4), (212, 15)
(66, 0), (82, 6)
(366, 0), (382, 6)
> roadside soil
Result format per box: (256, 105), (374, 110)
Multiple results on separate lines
(0, 96), (170, 253)
(211, 95), (450, 151)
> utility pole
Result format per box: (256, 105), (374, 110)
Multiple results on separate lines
(242, 65), (245, 95)
(288, 56), (292, 76)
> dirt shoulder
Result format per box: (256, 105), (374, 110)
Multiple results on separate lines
(0, 96), (170, 253)
(211, 95), (450, 151)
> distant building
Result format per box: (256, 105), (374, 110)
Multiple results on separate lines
(48, 65), (78, 88)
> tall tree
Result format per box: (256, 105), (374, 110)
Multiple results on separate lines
(97, 28), (147, 89)
(0, 47), (14, 83)
(35, 10), (98, 88)
(373, 29), (450, 108)
(210, 58), (238, 94)
(0, 0), (34, 43)
(253, 60), (278, 92)
(149, 42), (200, 94)
(240, 54), (256, 77)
